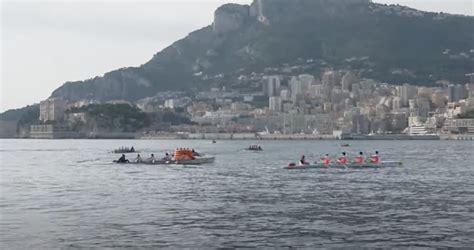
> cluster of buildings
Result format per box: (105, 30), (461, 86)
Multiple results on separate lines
(173, 70), (473, 138)
(26, 68), (474, 139)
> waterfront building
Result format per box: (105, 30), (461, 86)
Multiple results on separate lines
(231, 102), (251, 112)
(443, 119), (474, 134)
(39, 98), (67, 122)
(30, 124), (82, 139)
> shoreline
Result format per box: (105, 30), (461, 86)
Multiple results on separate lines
(3, 134), (473, 140)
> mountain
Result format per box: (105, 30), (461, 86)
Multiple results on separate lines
(50, 0), (474, 102)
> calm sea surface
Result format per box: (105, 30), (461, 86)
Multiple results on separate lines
(0, 139), (473, 248)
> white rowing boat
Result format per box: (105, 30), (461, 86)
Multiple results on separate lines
(114, 156), (215, 165)
(284, 161), (402, 169)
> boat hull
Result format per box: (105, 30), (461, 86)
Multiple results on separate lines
(284, 161), (402, 169)
(115, 157), (215, 165)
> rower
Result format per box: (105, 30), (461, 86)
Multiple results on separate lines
(320, 154), (331, 166)
(355, 152), (365, 164)
(117, 154), (129, 163)
(130, 146), (135, 152)
(134, 154), (142, 163)
(162, 153), (171, 161)
(299, 155), (308, 165)
(370, 151), (380, 164)
(337, 152), (348, 165)
(147, 154), (156, 163)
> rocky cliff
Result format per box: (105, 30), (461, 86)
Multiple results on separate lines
(50, 0), (474, 102)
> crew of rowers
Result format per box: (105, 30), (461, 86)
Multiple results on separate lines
(247, 145), (263, 151)
(299, 151), (380, 166)
(117, 148), (201, 163)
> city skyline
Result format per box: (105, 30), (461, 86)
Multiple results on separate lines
(2, 0), (473, 112)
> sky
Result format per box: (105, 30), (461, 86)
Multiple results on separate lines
(1, 0), (473, 112)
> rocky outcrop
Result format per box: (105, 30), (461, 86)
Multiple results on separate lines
(213, 4), (250, 34)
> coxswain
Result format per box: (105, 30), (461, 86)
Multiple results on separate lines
(355, 152), (365, 164)
(320, 154), (331, 166)
(370, 151), (380, 164)
(299, 155), (308, 165)
(337, 152), (348, 165)
(192, 149), (201, 157)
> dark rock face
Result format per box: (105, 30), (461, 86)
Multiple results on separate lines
(50, 0), (474, 102)
(213, 4), (250, 34)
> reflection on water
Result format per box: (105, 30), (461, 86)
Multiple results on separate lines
(0, 139), (473, 248)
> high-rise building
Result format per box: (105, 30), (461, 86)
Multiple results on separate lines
(467, 83), (474, 99)
(398, 84), (417, 107)
(298, 74), (316, 86)
(39, 98), (66, 122)
(269, 96), (282, 112)
(280, 89), (291, 101)
(448, 84), (467, 102)
(392, 97), (401, 110)
(409, 97), (430, 118)
(341, 71), (357, 91)
(431, 90), (447, 108)
(322, 71), (340, 87)
(263, 75), (281, 97)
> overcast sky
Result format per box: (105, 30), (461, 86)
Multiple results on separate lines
(1, 0), (473, 112)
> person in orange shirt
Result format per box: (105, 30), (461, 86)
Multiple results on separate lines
(370, 151), (380, 164)
(337, 152), (348, 165)
(355, 152), (365, 164)
(320, 154), (331, 166)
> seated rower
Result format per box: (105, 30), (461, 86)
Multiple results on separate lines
(370, 151), (380, 164)
(355, 152), (365, 164)
(299, 155), (309, 165)
(162, 153), (171, 161)
(134, 154), (142, 163)
(320, 154), (331, 166)
(146, 154), (156, 163)
(337, 152), (348, 165)
(130, 146), (135, 152)
(117, 154), (129, 163)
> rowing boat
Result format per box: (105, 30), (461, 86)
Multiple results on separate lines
(284, 161), (402, 169)
(113, 149), (139, 154)
(245, 148), (263, 152)
(114, 156), (215, 165)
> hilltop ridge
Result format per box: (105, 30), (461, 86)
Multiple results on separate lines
(49, 0), (473, 102)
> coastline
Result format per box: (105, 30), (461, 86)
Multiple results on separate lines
(2, 133), (474, 140)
